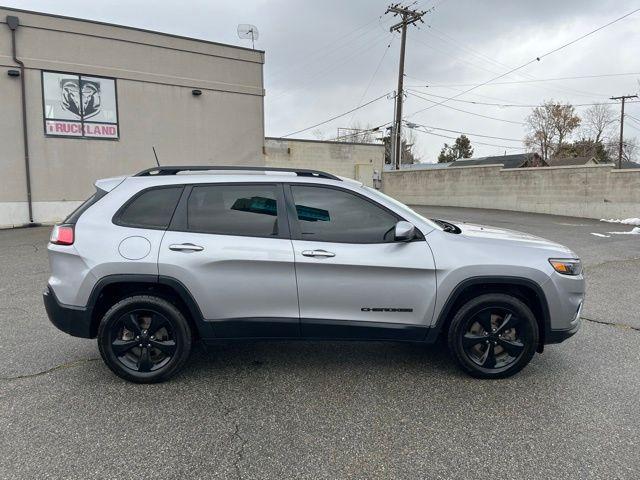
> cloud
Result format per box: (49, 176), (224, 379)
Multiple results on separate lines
(6, 0), (640, 161)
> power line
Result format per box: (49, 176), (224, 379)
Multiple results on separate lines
(419, 25), (609, 99)
(404, 120), (523, 142)
(405, 7), (640, 119)
(406, 88), (640, 108)
(331, 121), (393, 141)
(405, 72), (640, 88)
(280, 92), (391, 138)
(350, 34), (396, 123)
(626, 113), (640, 124)
(269, 33), (392, 103)
(267, 16), (387, 80)
(409, 127), (525, 150)
(406, 90), (525, 125)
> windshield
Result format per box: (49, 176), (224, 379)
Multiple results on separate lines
(363, 186), (441, 230)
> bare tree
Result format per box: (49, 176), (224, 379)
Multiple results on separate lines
(551, 102), (581, 148)
(524, 100), (581, 161)
(524, 104), (556, 161)
(622, 137), (638, 163)
(605, 136), (638, 164)
(582, 103), (617, 143)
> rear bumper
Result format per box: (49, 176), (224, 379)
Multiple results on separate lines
(43, 285), (93, 338)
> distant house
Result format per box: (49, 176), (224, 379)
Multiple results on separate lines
(384, 162), (453, 171)
(449, 153), (546, 169)
(547, 156), (640, 169)
(620, 160), (640, 169)
(547, 156), (600, 167)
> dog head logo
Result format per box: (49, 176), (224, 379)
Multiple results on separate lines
(60, 78), (101, 119)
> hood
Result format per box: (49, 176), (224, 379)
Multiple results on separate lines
(451, 221), (575, 256)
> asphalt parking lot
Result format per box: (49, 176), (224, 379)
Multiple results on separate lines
(1, 206), (639, 480)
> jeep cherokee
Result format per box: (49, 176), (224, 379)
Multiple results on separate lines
(44, 166), (584, 382)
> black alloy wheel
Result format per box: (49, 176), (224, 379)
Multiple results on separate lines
(98, 295), (192, 383)
(461, 307), (527, 369)
(448, 293), (538, 378)
(111, 309), (176, 373)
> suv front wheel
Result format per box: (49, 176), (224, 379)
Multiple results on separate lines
(97, 295), (192, 383)
(447, 293), (539, 378)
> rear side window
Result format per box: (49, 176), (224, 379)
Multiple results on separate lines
(116, 187), (182, 229)
(290, 185), (398, 243)
(64, 188), (107, 224)
(186, 184), (279, 237)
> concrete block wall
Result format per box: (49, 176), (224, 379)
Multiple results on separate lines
(382, 164), (640, 220)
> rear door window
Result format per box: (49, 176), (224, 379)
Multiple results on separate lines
(116, 186), (183, 229)
(186, 184), (280, 237)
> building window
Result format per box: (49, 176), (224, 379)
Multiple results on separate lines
(42, 71), (119, 139)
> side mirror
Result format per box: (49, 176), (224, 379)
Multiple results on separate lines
(394, 221), (416, 242)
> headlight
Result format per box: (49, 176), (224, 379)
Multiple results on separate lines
(549, 258), (582, 276)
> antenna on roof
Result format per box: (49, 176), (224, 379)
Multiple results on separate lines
(237, 24), (259, 49)
(152, 146), (160, 167)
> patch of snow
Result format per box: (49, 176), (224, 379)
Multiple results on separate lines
(600, 218), (640, 226)
(607, 227), (640, 235)
(590, 232), (610, 238)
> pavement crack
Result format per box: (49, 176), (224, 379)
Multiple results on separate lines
(582, 316), (640, 332)
(0, 357), (99, 381)
(232, 422), (248, 480)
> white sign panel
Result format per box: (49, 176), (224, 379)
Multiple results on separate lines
(42, 71), (119, 139)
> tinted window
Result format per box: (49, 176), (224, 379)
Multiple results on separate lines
(187, 185), (280, 237)
(291, 186), (398, 243)
(65, 188), (107, 224)
(117, 187), (182, 229)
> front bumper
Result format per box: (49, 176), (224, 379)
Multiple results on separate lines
(545, 298), (582, 344)
(546, 317), (581, 343)
(43, 285), (93, 338)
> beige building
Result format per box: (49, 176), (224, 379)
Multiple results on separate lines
(1, 7), (265, 227)
(264, 137), (384, 188)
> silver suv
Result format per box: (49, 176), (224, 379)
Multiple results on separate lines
(44, 166), (584, 382)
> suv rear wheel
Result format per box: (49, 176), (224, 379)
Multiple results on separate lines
(97, 295), (192, 383)
(447, 293), (538, 379)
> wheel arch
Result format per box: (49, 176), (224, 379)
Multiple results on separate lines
(428, 276), (550, 349)
(86, 274), (208, 339)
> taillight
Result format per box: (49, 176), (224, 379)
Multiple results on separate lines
(50, 224), (74, 245)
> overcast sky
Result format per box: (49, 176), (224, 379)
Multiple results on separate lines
(5, 0), (640, 161)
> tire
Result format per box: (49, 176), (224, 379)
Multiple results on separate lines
(97, 295), (192, 383)
(447, 293), (539, 379)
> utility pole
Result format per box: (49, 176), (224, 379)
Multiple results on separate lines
(610, 94), (638, 169)
(385, 4), (425, 170)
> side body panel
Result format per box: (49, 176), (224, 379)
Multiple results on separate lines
(158, 231), (299, 336)
(292, 240), (437, 332)
(47, 181), (168, 306)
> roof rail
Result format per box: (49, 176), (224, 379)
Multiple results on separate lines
(134, 165), (342, 181)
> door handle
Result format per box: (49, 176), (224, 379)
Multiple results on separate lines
(302, 249), (335, 258)
(169, 243), (204, 252)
